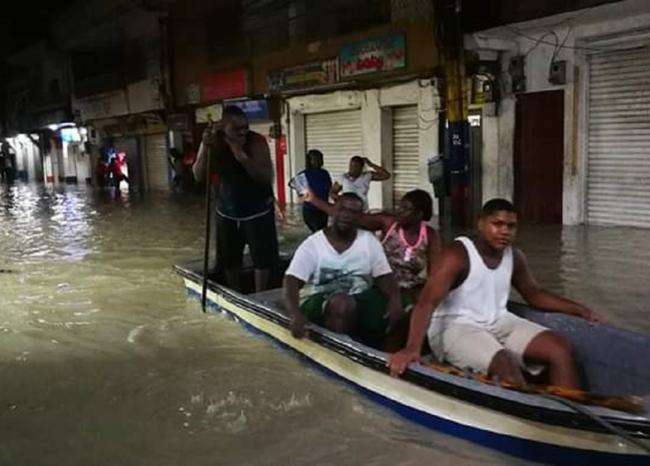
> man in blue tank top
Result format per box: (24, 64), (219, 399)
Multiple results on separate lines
(297, 149), (332, 232)
(388, 199), (605, 389)
(193, 106), (278, 292)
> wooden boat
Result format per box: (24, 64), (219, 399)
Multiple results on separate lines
(174, 258), (650, 465)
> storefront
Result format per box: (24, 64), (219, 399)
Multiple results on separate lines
(91, 116), (169, 192)
(5, 134), (42, 182)
(464, 1), (650, 227)
(284, 79), (440, 211)
(59, 126), (91, 184)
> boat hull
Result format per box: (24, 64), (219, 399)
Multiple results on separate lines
(179, 273), (649, 465)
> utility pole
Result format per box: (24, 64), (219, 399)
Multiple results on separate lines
(435, 0), (470, 228)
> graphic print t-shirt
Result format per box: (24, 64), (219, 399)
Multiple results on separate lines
(285, 230), (392, 299)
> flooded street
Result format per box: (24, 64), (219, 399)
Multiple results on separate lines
(1, 183), (648, 466)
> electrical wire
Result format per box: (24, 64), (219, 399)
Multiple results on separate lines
(552, 24), (573, 62)
(522, 30), (557, 57)
(500, 26), (603, 53)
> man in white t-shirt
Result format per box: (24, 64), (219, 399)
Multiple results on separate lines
(330, 156), (391, 209)
(284, 192), (404, 349)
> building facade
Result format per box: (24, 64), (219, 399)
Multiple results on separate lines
(170, 0), (442, 210)
(465, 0), (650, 228)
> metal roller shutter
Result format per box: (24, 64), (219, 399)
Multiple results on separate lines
(587, 47), (650, 228)
(249, 121), (277, 194)
(392, 105), (420, 206)
(145, 133), (169, 190)
(305, 110), (362, 178)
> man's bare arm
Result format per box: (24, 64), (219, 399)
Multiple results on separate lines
(387, 242), (467, 376)
(192, 141), (209, 182)
(229, 135), (273, 185)
(329, 182), (342, 202)
(364, 157), (391, 181)
(303, 189), (391, 232)
(511, 249), (605, 323)
(374, 273), (403, 328)
(283, 275), (308, 338)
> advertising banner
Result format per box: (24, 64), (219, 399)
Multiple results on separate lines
(340, 34), (406, 78)
(267, 59), (339, 92)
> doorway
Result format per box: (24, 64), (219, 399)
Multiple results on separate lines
(514, 90), (564, 223)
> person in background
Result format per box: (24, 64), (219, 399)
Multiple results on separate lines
(193, 105), (278, 292)
(284, 193), (404, 350)
(388, 199), (606, 389)
(169, 148), (184, 191)
(0, 147), (6, 182)
(296, 149), (332, 232)
(110, 152), (130, 187)
(330, 156), (390, 210)
(1, 140), (16, 183)
(181, 147), (197, 192)
(303, 188), (440, 306)
(95, 154), (109, 188)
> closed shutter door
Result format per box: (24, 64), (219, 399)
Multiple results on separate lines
(249, 121), (277, 194)
(305, 110), (362, 178)
(392, 105), (419, 206)
(587, 47), (650, 227)
(145, 133), (169, 190)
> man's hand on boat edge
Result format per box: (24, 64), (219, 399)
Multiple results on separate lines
(388, 348), (421, 377)
(578, 307), (607, 325)
(291, 313), (309, 339)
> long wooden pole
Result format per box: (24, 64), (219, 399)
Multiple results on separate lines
(201, 140), (212, 313)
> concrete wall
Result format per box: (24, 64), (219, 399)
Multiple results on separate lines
(284, 79), (440, 212)
(465, 0), (650, 224)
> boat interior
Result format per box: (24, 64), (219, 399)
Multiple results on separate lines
(196, 253), (650, 401)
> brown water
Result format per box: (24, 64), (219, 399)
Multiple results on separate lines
(0, 183), (648, 466)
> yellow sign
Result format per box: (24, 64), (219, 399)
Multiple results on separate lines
(195, 104), (223, 124)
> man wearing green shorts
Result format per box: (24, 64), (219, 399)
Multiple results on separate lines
(284, 193), (404, 350)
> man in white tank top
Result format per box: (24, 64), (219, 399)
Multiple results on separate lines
(388, 199), (605, 389)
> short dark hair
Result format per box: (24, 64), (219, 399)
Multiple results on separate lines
(350, 156), (365, 166)
(480, 198), (516, 218)
(402, 189), (433, 220)
(339, 192), (364, 206)
(222, 105), (247, 119)
(307, 149), (323, 161)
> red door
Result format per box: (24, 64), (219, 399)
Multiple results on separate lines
(514, 90), (564, 223)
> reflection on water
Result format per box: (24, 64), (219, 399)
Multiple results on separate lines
(0, 183), (648, 466)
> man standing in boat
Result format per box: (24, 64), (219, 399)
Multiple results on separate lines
(193, 105), (278, 292)
(388, 199), (605, 389)
(284, 192), (405, 350)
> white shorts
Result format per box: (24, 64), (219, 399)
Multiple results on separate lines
(427, 311), (549, 375)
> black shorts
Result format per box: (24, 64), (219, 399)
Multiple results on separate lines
(216, 210), (279, 270)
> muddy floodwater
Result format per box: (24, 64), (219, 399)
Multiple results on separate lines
(1, 183), (648, 466)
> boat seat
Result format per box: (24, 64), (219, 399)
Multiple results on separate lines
(248, 287), (291, 317)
